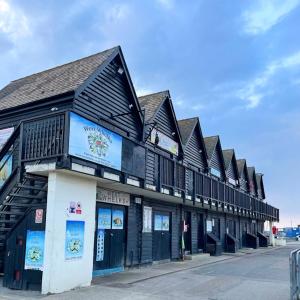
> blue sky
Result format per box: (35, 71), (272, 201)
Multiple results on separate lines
(1, 0), (300, 226)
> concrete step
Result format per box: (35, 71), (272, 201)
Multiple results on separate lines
(184, 253), (210, 261)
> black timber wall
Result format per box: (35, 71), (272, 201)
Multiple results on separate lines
(227, 161), (238, 181)
(210, 146), (224, 180)
(73, 58), (142, 141)
(240, 166), (248, 191)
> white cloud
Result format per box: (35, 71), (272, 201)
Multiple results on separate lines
(0, 0), (31, 42)
(242, 0), (300, 35)
(237, 50), (300, 108)
(156, 0), (174, 10)
(135, 87), (155, 97)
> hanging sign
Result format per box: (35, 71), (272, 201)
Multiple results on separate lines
(65, 220), (85, 260)
(24, 230), (45, 271)
(96, 229), (105, 261)
(69, 112), (122, 171)
(112, 209), (124, 229)
(143, 206), (152, 233)
(0, 127), (14, 150)
(97, 189), (130, 206)
(35, 209), (43, 224)
(98, 208), (111, 229)
(150, 129), (179, 156)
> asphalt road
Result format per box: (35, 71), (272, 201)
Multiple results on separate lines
(0, 243), (298, 300)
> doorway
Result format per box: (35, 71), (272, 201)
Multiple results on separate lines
(153, 211), (171, 261)
(197, 213), (205, 251)
(184, 211), (192, 253)
(93, 203), (126, 273)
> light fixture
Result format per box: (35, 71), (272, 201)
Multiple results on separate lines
(128, 103), (133, 109)
(50, 107), (58, 112)
(117, 66), (124, 75)
(171, 131), (176, 136)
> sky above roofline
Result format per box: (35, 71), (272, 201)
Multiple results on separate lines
(0, 0), (299, 227)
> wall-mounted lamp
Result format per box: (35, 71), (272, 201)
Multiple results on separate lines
(50, 107), (58, 112)
(128, 103), (134, 110)
(117, 66), (124, 75)
(171, 131), (176, 136)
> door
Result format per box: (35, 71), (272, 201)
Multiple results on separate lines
(197, 213), (205, 250)
(94, 203), (126, 271)
(153, 211), (171, 261)
(242, 221), (247, 247)
(184, 211), (191, 253)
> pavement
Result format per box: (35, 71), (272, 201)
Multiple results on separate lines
(0, 242), (299, 300)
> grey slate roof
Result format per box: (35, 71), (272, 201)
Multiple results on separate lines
(204, 136), (219, 160)
(0, 47), (117, 111)
(177, 117), (198, 145)
(138, 90), (169, 122)
(222, 149), (234, 170)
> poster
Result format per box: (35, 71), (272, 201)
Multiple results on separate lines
(154, 214), (162, 231)
(96, 229), (105, 261)
(24, 230), (45, 271)
(150, 129), (179, 156)
(0, 155), (12, 188)
(207, 220), (212, 233)
(112, 209), (124, 229)
(0, 127), (14, 150)
(162, 215), (170, 231)
(65, 220), (85, 260)
(69, 112), (122, 171)
(143, 206), (152, 233)
(98, 208), (111, 229)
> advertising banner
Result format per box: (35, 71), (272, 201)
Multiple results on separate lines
(154, 214), (162, 231)
(112, 209), (124, 229)
(24, 230), (45, 271)
(150, 129), (179, 156)
(98, 208), (111, 229)
(96, 229), (105, 261)
(0, 127), (14, 150)
(65, 220), (85, 260)
(69, 112), (122, 171)
(0, 155), (12, 188)
(143, 206), (152, 233)
(161, 215), (170, 231)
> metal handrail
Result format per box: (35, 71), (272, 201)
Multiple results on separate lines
(290, 248), (300, 300)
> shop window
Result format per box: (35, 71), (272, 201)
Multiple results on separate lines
(211, 168), (221, 178)
(154, 214), (169, 231)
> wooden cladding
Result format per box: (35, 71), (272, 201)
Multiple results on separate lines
(22, 114), (65, 160)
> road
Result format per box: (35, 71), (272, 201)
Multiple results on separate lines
(0, 243), (298, 300)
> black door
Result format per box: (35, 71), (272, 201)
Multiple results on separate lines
(153, 211), (171, 261)
(197, 213), (205, 250)
(242, 221), (247, 247)
(94, 203), (126, 271)
(184, 211), (191, 253)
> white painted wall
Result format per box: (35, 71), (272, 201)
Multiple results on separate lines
(42, 171), (97, 294)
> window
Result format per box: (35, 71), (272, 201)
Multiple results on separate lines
(211, 168), (221, 178)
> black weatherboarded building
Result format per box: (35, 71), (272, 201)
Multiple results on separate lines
(0, 46), (279, 293)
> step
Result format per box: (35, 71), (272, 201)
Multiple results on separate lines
(2, 202), (35, 207)
(184, 253), (211, 261)
(8, 193), (44, 200)
(16, 184), (47, 191)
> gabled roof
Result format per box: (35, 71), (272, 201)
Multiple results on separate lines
(138, 90), (169, 122)
(0, 47), (118, 111)
(222, 149), (239, 180)
(178, 117), (208, 162)
(247, 166), (258, 193)
(236, 159), (247, 177)
(256, 173), (266, 199)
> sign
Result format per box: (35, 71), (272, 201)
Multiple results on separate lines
(98, 208), (111, 229)
(97, 189), (130, 206)
(96, 229), (105, 261)
(0, 127), (14, 150)
(68, 201), (82, 215)
(207, 220), (212, 233)
(25, 230), (45, 271)
(65, 220), (85, 260)
(69, 112), (122, 171)
(112, 209), (124, 229)
(150, 129), (179, 156)
(0, 155), (12, 188)
(35, 209), (43, 224)
(143, 206), (152, 233)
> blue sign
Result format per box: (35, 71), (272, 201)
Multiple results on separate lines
(98, 208), (111, 229)
(112, 209), (124, 229)
(69, 112), (122, 171)
(65, 220), (85, 260)
(96, 229), (105, 261)
(25, 230), (45, 271)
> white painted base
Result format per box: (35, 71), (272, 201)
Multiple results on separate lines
(42, 171), (97, 294)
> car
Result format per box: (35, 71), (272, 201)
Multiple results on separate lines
(295, 235), (300, 241)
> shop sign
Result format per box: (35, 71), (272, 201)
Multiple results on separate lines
(143, 206), (152, 233)
(0, 127), (14, 150)
(24, 230), (45, 271)
(35, 209), (43, 224)
(150, 129), (179, 156)
(97, 189), (130, 206)
(65, 220), (85, 260)
(69, 112), (122, 171)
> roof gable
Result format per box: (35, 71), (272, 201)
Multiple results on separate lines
(222, 149), (239, 181)
(247, 166), (258, 195)
(0, 47), (117, 112)
(256, 173), (266, 199)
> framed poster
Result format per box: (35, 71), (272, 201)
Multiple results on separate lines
(69, 112), (122, 171)
(98, 208), (111, 229)
(65, 220), (85, 260)
(0, 155), (12, 188)
(112, 209), (123, 229)
(143, 206), (152, 233)
(206, 220), (212, 233)
(154, 214), (162, 231)
(150, 129), (179, 156)
(24, 230), (45, 271)
(0, 127), (14, 150)
(161, 215), (170, 231)
(96, 229), (105, 261)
